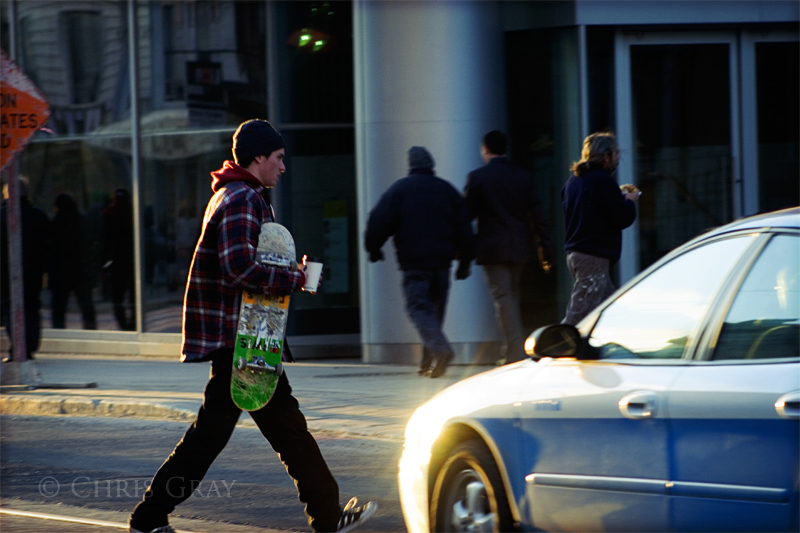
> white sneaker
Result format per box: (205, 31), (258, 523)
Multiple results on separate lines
(337, 497), (378, 532)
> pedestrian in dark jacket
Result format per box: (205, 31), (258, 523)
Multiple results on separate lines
(465, 130), (556, 364)
(102, 188), (135, 330)
(561, 132), (639, 325)
(364, 146), (475, 378)
(50, 193), (97, 330)
(129, 119), (376, 533)
(0, 176), (50, 361)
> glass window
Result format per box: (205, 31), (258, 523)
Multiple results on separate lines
(140, 130), (231, 333)
(279, 128), (359, 335)
(714, 234), (800, 360)
(276, 1), (353, 123)
(64, 11), (103, 104)
(588, 236), (755, 360)
(504, 26), (581, 328)
(139, 0), (267, 132)
(16, 138), (134, 331)
(756, 42), (800, 213)
(17, 2), (130, 135)
(631, 44), (733, 270)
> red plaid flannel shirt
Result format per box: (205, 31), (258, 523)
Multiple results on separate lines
(181, 168), (305, 362)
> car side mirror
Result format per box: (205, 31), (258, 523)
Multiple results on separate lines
(524, 324), (581, 359)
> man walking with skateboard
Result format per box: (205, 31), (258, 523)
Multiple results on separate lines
(128, 119), (376, 533)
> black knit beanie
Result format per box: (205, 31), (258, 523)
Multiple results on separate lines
(408, 146), (434, 172)
(232, 119), (286, 166)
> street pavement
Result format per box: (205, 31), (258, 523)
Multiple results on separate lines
(0, 354), (495, 442)
(0, 354), (496, 532)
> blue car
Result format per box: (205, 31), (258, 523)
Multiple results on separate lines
(399, 207), (799, 532)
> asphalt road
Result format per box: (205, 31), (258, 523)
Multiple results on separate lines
(1, 414), (404, 532)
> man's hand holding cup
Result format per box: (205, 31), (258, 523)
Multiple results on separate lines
(302, 255), (323, 294)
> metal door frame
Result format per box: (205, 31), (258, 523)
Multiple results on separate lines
(614, 31), (740, 283)
(739, 30), (800, 215)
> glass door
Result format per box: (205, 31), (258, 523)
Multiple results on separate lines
(740, 32), (799, 215)
(615, 33), (740, 277)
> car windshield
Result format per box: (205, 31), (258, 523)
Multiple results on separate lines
(588, 235), (756, 360)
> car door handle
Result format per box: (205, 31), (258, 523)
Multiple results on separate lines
(619, 391), (658, 420)
(775, 391), (800, 420)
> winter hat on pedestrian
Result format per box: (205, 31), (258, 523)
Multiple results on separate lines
(408, 146), (435, 172)
(233, 119), (286, 166)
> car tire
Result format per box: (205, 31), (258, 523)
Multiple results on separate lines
(430, 439), (515, 532)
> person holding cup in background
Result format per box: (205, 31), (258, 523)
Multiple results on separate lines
(561, 132), (639, 326)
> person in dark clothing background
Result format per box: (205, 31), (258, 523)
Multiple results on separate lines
(50, 193), (97, 330)
(1, 176), (50, 361)
(561, 132), (639, 325)
(464, 130), (556, 365)
(364, 146), (475, 378)
(102, 188), (136, 331)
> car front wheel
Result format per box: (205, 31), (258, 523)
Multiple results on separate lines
(430, 439), (514, 532)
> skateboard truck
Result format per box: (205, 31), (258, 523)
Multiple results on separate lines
(236, 356), (284, 376)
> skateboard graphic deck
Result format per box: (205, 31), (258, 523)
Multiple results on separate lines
(231, 222), (296, 411)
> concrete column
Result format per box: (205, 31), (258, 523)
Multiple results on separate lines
(354, 0), (506, 364)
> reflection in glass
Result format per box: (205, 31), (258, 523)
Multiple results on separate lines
(140, 130), (230, 333)
(276, 1), (353, 123)
(103, 188), (136, 331)
(17, 2), (131, 135)
(715, 235), (800, 360)
(589, 236), (754, 359)
(279, 128), (359, 336)
(501, 27), (580, 328)
(17, 139), (133, 331)
(139, 0), (267, 132)
(756, 42), (800, 213)
(51, 193), (97, 330)
(631, 44), (733, 270)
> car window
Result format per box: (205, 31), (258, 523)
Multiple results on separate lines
(713, 234), (800, 360)
(588, 236), (755, 360)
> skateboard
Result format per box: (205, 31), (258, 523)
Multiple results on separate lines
(231, 222), (297, 411)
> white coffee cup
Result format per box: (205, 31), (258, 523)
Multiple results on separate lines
(302, 255), (323, 294)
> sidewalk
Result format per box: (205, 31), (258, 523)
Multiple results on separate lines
(0, 354), (494, 443)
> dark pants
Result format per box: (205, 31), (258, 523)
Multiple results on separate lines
(563, 251), (616, 326)
(51, 277), (97, 330)
(109, 266), (135, 331)
(483, 263), (526, 363)
(402, 268), (453, 369)
(130, 349), (341, 532)
(1, 294), (41, 359)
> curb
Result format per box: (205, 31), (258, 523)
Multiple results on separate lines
(0, 394), (407, 442)
(0, 395), (197, 422)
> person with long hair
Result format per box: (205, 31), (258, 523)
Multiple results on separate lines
(561, 132), (640, 325)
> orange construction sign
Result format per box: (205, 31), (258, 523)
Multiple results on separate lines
(1, 48), (50, 171)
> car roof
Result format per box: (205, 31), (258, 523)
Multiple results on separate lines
(701, 207), (800, 239)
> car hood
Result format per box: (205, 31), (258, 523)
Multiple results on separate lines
(404, 359), (543, 450)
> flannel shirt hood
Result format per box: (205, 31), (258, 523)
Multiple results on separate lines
(210, 160), (263, 193)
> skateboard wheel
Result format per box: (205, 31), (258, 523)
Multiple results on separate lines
(275, 363), (284, 376)
(237, 357), (249, 371)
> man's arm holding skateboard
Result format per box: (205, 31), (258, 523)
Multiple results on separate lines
(217, 193), (306, 295)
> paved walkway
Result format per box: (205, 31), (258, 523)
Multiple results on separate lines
(0, 354), (494, 443)
(1, 355), (496, 531)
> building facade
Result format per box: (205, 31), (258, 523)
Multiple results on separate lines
(1, 0), (797, 363)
